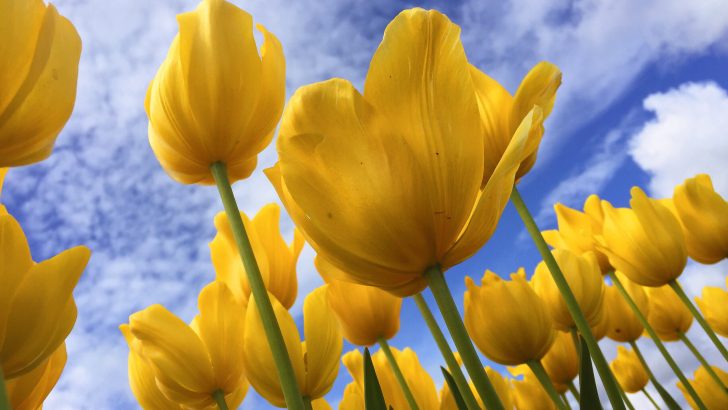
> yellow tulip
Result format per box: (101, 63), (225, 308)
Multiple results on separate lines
(266, 8), (544, 296)
(343, 347), (439, 410)
(122, 281), (248, 409)
(0, 212), (89, 378)
(439, 367), (513, 410)
(6, 343), (66, 410)
(471, 61), (561, 180)
(645, 284), (693, 341)
(696, 278), (728, 338)
(316, 256), (402, 346)
(541, 331), (578, 391)
(605, 272), (649, 343)
(0, 0), (81, 167)
(464, 269), (555, 365)
(339, 382), (364, 410)
(145, 0), (285, 185)
(243, 287), (341, 407)
(211, 203), (304, 309)
(531, 249), (605, 331)
(510, 365), (556, 410)
(609, 346), (648, 393)
(542, 195), (611, 273)
(678, 365), (728, 410)
(673, 174), (728, 264)
(595, 187), (688, 286)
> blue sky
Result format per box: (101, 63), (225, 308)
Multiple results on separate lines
(3, 0), (728, 408)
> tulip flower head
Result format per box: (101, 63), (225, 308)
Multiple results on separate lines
(510, 365), (556, 410)
(541, 331), (579, 391)
(243, 287), (342, 407)
(146, 0), (285, 185)
(464, 269), (555, 365)
(211, 203), (304, 309)
(695, 278), (728, 338)
(645, 284), (693, 341)
(673, 174), (728, 264)
(605, 272), (649, 343)
(267, 8), (546, 296)
(6, 343), (66, 410)
(596, 188), (688, 287)
(609, 346), (648, 393)
(0, 0), (82, 167)
(678, 366), (728, 410)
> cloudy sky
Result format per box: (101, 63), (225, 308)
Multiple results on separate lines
(3, 0), (728, 408)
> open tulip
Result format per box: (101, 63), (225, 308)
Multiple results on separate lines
(678, 366), (728, 410)
(605, 272), (649, 343)
(610, 346), (648, 393)
(316, 256), (402, 346)
(146, 0), (285, 185)
(266, 8), (544, 296)
(673, 174), (728, 264)
(645, 285), (693, 341)
(542, 195), (611, 273)
(0, 211), (89, 378)
(510, 366), (555, 410)
(6, 343), (66, 410)
(464, 269), (555, 365)
(695, 278), (728, 338)
(531, 249), (604, 331)
(211, 203), (303, 309)
(596, 188), (688, 287)
(122, 281), (248, 409)
(243, 287), (341, 407)
(541, 331), (578, 391)
(0, 0), (82, 167)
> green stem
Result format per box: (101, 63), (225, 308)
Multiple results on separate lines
(561, 393), (573, 410)
(642, 389), (660, 410)
(568, 381), (580, 401)
(303, 397), (314, 410)
(0, 367), (9, 410)
(424, 265), (504, 410)
(527, 361), (567, 410)
(213, 390), (229, 410)
(511, 188), (626, 410)
(378, 338), (420, 410)
(669, 280), (728, 361)
(609, 272), (706, 410)
(413, 293), (480, 409)
(620, 389), (636, 410)
(211, 162), (305, 410)
(679, 332), (728, 391)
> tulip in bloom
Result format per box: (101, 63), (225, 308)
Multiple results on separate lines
(645, 284), (693, 341)
(605, 272), (649, 343)
(439, 367), (513, 410)
(211, 203), (304, 309)
(510, 366), (556, 410)
(6, 343), (66, 410)
(609, 346), (648, 393)
(695, 278), (728, 338)
(531, 249), (605, 331)
(146, 0), (285, 185)
(673, 174), (728, 264)
(243, 287), (342, 407)
(0, 0), (82, 167)
(1, 211), (89, 378)
(678, 366), (728, 410)
(596, 188), (688, 287)
(464, 269), (555, 365)
(541, 331), (578, 392)
(316, 256), (402, 346)
(121, 282), (248, 408)
(267, 8), (545, 296)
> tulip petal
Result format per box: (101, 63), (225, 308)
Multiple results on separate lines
(6, 343), (66, 410)
(252, 203), (298, 309)
(302, 287), (342, 398)
(0, 213), (32, 348)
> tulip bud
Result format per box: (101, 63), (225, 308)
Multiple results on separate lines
(673, 174), (728, 264)
(0, 0), (82, 167)
(695, 278), (728, 338)
(678, 366), (728, 410)
(6, 343), (66, 410)
(645, 285), (693, 341)
(464, 269), (555, 365)
(605, 272), (649, 343)
(146, 0), (285, 185)
(609, 346), (648, 393)
(541, 331), (578, 391)
(531, 249), (605, 331)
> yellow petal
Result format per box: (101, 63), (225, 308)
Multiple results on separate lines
(339, 382), (364, 410)
(609, 346), (648, 393)
(0, 168), (7, 198)
(678, 366), (728, 410)
(312, 397), (332, 410)
(0, 213), (33, 348)
(302, 286), (342, 398)
(6, 342), (66, 410)
(645, 285), (693, 341)
(696, 285), (728, 338)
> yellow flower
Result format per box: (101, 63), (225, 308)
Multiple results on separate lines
(673, 174), (728, 264)
(316, 256), (402, 346)
(609, 346), (648, 393)
(343, 347), (439, 410)
(595, 187), (688, 286)
(0, 211), (90, 378)
(542, 195), (611, 273)
(678, 366), (728, 410)
(438, 367), (513, 410)
(266, 8), (544, 297)
(696, 278), (728, 338)
(471, 61), (561, 180)
(510, 366), (555, 410)
(6, 343), (66, 410)
(464, 269), (555, 365)
(605, 272), (649, 343)
(0, 0), (81, 167)
(122, 281), (248, 409)
(211, 203), (304, 309)
(243, 287), (341, 407)
(645, 284), (692, 341)
(145, 0), (285, 185)
(339, 382), (364, 410)
(541, 331), (578, 391)
(531, 249), (605, 331)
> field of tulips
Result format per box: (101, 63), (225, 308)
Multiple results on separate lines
(1, 0), (727, 409)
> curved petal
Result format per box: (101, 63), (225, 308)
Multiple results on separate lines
(302, 286), (342, 398)
(252, 203), (298, 309)
(6, 342), (66, 410)
(0, 213), (32, 348)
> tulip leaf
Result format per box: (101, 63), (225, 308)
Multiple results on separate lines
(653, 381), (682, 410)
(364, 348), (388, 410)
(578, 335), (604, 410)
(441, 366), (468, 410)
